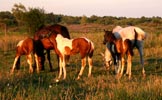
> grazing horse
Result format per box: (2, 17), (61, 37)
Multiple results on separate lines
(103, 30), (134, 79)
(11, 38), (38, 74)
(42, 33), (94, 81)
(34, 24), (70, 72)
(104, 26), (147, 76)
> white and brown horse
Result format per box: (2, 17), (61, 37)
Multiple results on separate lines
(103, 30), (134, 79)
(34, 24), (71, 72)
(42, 33), (94, 81)
(104, 26), (147, 76)
(11, 38), (38, 74)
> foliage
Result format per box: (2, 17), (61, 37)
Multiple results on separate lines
(45, 13), (62, 25)
(25, 8), (45, 34)
(0, 11), (17, 26)
(0, 4), (162, 34)
(11, 3), (27, 26)
(80, 15), (88, 25)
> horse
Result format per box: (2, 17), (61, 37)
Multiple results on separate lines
(103, 30), (134, 79)
(11, 37), (38, 74)
(34, 24), (71, 72)
(41, 33), (94, 82)
(104, 26), (147, 76)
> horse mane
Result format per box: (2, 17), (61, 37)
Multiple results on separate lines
(105, 30), (117, 43)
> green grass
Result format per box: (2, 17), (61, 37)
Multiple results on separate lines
(0, 25), (162, 100)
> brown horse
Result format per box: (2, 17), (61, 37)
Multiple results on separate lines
(103, 30), (134, 79)
(11, 38), (38, 74)
(41, 33), (94, 82)
(34, 24), (70, 72)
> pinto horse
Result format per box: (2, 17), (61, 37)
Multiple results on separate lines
(104, 26), (147, 76)
(34, 24), (70, 72)
(103, 30), (134, 79)
(11, 38), (38, 74)
(42, 33), (94, 81)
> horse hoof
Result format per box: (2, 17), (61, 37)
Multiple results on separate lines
(56, 79), (59, 83)
(76, 77), (80, 80)
(116, 73), (122, 79)
(10, 72), (13, 75)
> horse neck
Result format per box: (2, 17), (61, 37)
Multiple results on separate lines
(109, 35), (117, 44)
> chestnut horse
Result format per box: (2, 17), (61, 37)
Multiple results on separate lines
(103, 30), (134, 79)
(34, 24), (70, 72)
(11, 38), (38, 73)
(104, 26), (147, 76)
(41, 33), (94, 82)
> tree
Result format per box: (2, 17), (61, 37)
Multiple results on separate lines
(0, 11), (17, 26)
(12, 3), (26, 26)
(80, 15), (87, 24)
(25, 8), (45, 34)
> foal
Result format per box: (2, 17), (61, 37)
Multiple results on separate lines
(103, 30), (134, 79)
(46, 34), (94, 82)
(11, 38), (37, 74)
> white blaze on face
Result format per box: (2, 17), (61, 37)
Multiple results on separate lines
(56, 34), (73, 54)
(17, 40), (24, 47)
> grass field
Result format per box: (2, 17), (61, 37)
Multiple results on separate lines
(0, 24), (162, 100)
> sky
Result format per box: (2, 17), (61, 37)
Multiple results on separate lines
(0, 0), (162, 18)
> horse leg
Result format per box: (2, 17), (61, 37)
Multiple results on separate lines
(77, 57), (86, 80)
(137, 41), (145, 76)
(88, 57), (93, 77)
(117, 56), (124, 79)
(11, 56), (20, 74)
(57, 54), (60, 73)
(113, 54), (119, 74)
(27, 54), (33, 73)
(65, 55), (70, 66)
(62, 56), (66, 80)
(16, 57), (20, 70)
(121, 57), (125, 75)
(34, 53), (39, 73)
(57, 56), (66, 80)
(47, 50), (53, 71)
(126, 54), (132, 79)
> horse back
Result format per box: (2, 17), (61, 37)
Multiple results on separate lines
(45, 24), (70, 39)
(34, 24), (70, 40)
(16, 38), (34, 55)
(72, 38), (94, 58)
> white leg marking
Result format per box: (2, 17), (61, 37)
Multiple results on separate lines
(88, 57), (93, 77)
(62, 56), (66, 80)
(27, 54), (33, 73)
(58, 57), (63, 79)
(77, 57), (86, 80)
(34, 54), (39, 73)
(11, 56), (19, 74)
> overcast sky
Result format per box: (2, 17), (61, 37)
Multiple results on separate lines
(0, 0), (162, 18)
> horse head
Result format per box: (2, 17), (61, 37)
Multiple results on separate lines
(103, 30), (116, 45)
(34, 40), (46, 71)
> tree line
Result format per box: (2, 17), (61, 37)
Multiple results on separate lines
(0, 3), (162, 34)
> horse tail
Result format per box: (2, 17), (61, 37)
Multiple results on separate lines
(125, 39), (134, 56)
(134, 29), (138, 47)
(88, 41), (94, 58)
(61, 26), (71, 39)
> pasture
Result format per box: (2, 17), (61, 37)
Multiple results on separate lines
(0, 24), (162, 100)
